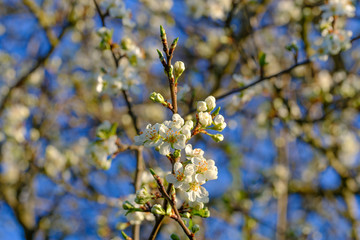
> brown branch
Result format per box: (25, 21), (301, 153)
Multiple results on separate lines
(215, 33), (360, 102)
(150, 170), (196, 240)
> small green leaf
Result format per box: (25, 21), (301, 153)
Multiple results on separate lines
(170, 234), (180, 240)
(259, 52), (268, 67)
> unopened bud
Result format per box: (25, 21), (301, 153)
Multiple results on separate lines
(122, 201), (134, 210)
(174, 61), (185, 80)
(205, 96), (216, 111)
(173, 149), (181, 158)
(192, 224), (200, 233)
(210, 133), (224, 142)
(150, 92), (165, 104)
(151, 204), (166, 215)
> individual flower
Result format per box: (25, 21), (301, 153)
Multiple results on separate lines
(134, 123), (163, 148)
(205, 96), (216, 111)
(165, 162), (194, 188)
(135, 187), (152, 204)
(213, 114), (227, 131)
(197, 101), (207, 112)
(182, 179), (209, 203)
(174, 61), (185, 79)
(198, 111), (212, 127)
(158, 123), (187, 156)
(191, 157), (218, 184)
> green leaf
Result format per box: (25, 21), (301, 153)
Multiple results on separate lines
(170, 234), (180, 240)
(259, 52), (268, 67)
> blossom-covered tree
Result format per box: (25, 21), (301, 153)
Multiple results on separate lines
(0, 0), (360, 240)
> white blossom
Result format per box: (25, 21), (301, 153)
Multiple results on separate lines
(134, 123), (163, 148)
(197, 101), (207, 112)
(159, 125), (187, 155)
(213, 114), (227, 131)
(198, 111), (212, 127)
(166, 162), (194, 188)
(205, 96), (216, 111)
(192, 157), (218, 184)
(182, 180), (209, 203)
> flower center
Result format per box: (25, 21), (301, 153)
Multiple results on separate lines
(189, 182), (200, 192)
(165, 129), (180, 144)
(196, 160), (208, 174)
(146, 127), (159, 141)
(176, 170), (185, 181)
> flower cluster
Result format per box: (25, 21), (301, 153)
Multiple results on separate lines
(165, 144), (218, 203)
(96, 62), (141, 94)
(315, 0), (355, 60)
(100, 0), (134, 28)
(88, 121), (118, 169)
(185, 0), (232, 20)
(133, 95), (226, 205)
(96, 28), (143, 94)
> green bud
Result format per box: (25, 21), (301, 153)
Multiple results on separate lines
(170, 234), (180, 240)
(166, 203), (172, 216)
(174, 61), (185, 80)
(156, 49), (164, 60)
(173, 149), (181, 158)
(122, 201), (134, 210)
(151, 204), (166, 215)
(210, 133), (224, 142)
(149, 92), (165, 104)
(160, 25), (166, 37)
(192, 224), (200, 233)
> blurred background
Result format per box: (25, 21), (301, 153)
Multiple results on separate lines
(1, 0), (360, 239)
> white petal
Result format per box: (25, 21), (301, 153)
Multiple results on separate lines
(159, 143), (170, 155)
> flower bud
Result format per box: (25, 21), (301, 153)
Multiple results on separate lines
(151, 204), (166, 215)
(149, 92), (165, 104)
(197, 101), (207, 112)
(174, 61), (185, 79)
(122, 201), (134, 210)
(198, 112), (212, 127)
(205, 96), (216, 111)
(192, 224), (200, 233)
(210, 133), (224, 142)
(135, 187), (151, 204)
